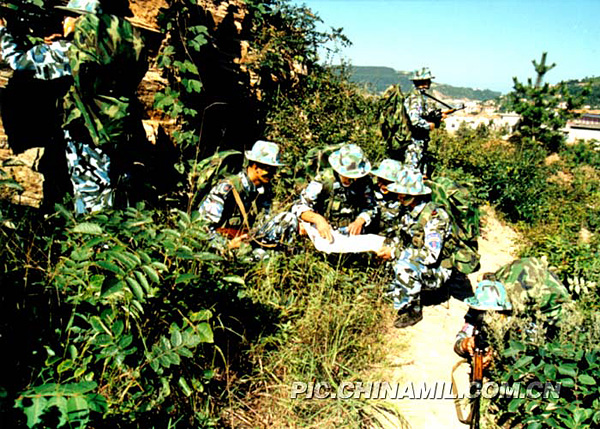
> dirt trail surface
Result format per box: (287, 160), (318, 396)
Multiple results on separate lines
(370, 205), (520, 429)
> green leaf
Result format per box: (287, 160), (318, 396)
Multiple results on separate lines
(171, 328), (183, 348)
(178, 377), (193, 397)
(578, 374), (596, 385)
(21, 395), (48, 428)
(72, 222), (104, 235)
(118, 335), (133, 348)
(135, 270), (151, 293)
(189, 309), (212, 322)
(558, 363), (577, 378)
(141, 265), (160, 283)
(196, 322), (214, 344)
(126, 275), (145, 301)
(86, 393), (107, 413)
(559, 378), (575, 388)
(66, 395), (89, 421)
(57, 359), (73, 374)
(514, 355), (534, 369)
(112, 320), (124, 337)
(175, 273), (199, 285)
(97, 260), (124, 276)
(223, 275), (245, 285)
(196, 252), (223, 261)
(508, 398), (525, 412)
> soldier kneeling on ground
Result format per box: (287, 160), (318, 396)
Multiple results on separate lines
(376, 167), (452, 328)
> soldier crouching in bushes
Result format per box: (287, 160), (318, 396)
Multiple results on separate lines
(375, 167), (452, 328)
(454, 257), (571, 366)
(198, 140), (297, 256)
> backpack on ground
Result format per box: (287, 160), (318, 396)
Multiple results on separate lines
(190, 150), (244, 209)
(379, 84), (413, 158)
(426, 176), (481, 274)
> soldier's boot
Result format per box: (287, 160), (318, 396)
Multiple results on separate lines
(394, 300), (423, 329)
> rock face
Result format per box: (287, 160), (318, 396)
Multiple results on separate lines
(0, 0), (254, 208)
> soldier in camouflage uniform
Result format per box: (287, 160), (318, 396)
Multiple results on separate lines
(371, 158), (404, 238)
(454, 257), (570, 365)
(375, 167), (452, 328)
(404, 67), (445, 174)
(292, 143), (377, 242)
(198, 140), (286, 251)
(0, 12), (74, 209)
(59, 0), (148, 214)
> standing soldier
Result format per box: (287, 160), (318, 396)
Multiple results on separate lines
(0, 10), (73, 210)
(376, 167), (452, 328)
(293, 143), (377, 242)
(371, 158), (404, 238)
(198, 140), (285, 250)
(60, 0), (149, 214)
(404, 67), (444, 175)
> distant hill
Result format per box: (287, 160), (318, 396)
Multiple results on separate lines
(346, 66), (501, 101)
(564, 77), (600, 108)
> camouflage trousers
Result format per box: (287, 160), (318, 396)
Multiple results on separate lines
(387, 248), (452, 310)
(65, 131), (114, 215)
(403, 139), (425, 171)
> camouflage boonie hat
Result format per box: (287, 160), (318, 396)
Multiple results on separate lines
(411, 67), (434, 81)
(387, 168), (431, 195)
(328, 144), (371, 178)
(371, 159), (403, 182)
(465, 279), (512, 311)
(56, 0), (102, 14)
(245, 140), (285, 167)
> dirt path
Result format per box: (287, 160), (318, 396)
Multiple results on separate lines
(368, 205), (520, 429)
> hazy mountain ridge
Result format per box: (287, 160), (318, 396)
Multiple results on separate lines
(347, 66), (501, 101)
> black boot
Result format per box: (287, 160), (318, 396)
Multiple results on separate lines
(394, 303), (423, 328)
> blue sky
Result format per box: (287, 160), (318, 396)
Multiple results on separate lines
(291, 0), (599, 94)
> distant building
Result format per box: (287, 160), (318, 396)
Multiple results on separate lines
(565, 111), (600, 143)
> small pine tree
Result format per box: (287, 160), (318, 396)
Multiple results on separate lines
(508, 52), (584, 152)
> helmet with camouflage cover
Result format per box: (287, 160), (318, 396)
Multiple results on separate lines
(387, 167), (431, 195)
(411, 67), (435, 81)
(245, 140), (285, 167)
(371, 159), (403, 182)
(328, 143), (371, 178)
(465, 279), (513, 311)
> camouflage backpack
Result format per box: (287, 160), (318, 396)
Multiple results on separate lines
(425, 176), (481, 274)
(379, 84), (412, 158)
(190, 150), (244, 208)
(494, 257), (570, 321)
(300, 143), (344, 180)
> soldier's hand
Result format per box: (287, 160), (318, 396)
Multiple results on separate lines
(315, 218), (333, 243)
(461, 337), (476, 356)
(347, 217), (366, 235)
(375, 245), (393, 260)
(0, 17), (6, 28)
(228, 233), (248, 249)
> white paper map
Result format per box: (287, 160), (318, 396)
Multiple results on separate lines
(302, 222), (386, 254)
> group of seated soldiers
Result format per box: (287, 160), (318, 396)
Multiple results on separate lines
(197, 140), (454, 328)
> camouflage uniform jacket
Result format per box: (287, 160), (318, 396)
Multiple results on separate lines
(198, 170), (272, 237)
(392, 200), (451, 265)
(0, 26), (71, 80)
(63, 12), (147, 150)
(293, 168), (378, 230)
(375, 190), (404, 238)
(404, 88), (433, 141)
